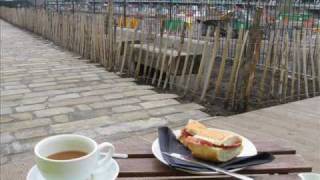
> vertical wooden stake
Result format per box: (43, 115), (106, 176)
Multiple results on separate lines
(214, 25), (232, 99)
(258, 30), (274, 103)
(194, 26), (211, 91)
(200, 27), (220, 100)
(302, 29), (309, 98)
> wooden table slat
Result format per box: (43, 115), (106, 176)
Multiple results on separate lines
(117, 154), (311, 177)
(118, 174), (302, 180)
(113, 138), (296, 158)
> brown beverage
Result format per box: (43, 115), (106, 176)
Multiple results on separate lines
(47, 151), (87, 160)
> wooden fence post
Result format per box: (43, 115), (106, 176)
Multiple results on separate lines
(200, 27), (220, 100)
(237, 7), (263, 111)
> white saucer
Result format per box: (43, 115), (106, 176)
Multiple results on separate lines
(27, 159), (119, 180)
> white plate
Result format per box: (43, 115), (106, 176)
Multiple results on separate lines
(26, 158), (119, 180)
(152, 129), (257, 175)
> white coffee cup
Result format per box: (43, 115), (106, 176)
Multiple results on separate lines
(34, 134), (114, 180)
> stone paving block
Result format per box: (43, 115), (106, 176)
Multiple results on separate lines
(114, 78), (136, 82)
(33, 83), (77, 92)
(147, 103), (204, 117)
(7, 152), (33, 163)
(34, 107), (74, 117)
(139, 94), (178, 101)
(53, 115), (70, 123)
(3, 84), (27, 90)
(0, 94), (24, 101)
(76, 104), (92, 111)
(24, 90), (66, 98)
(10, 112), (33, 121)
(103, 93), (124, 101)
(74, 129), (98, 139)
(51, 116), (111, 134)
(0, 117), (13, 123)
(21, 96), (48, 105)
(1, 89), (30, 96)
(68, 109), (112, 121)
(0, 155), (9, 165)
(111, 111), (149, 122)
(48, 96), (103, 107)
(0, 133), (15, 144)
(31, 77), (55, 83)
(29, 82), (56, 88)
(90, 98), (141, 109)
(1, 144), (11, 155)
(65, 86), (92, 93)
(48, 93), (80, 102)
(11, 138), (41, 154)
(95, 118), (168, 136)
(112, 105), (142, 113)
(0, 107), (13, 115)
(0, 118), (51, 132)
(123, 89), (156, 97)
(14, 127), (49, 140)
(140, 99), (180, 109)
(15, 104), (45, 112)
(165, 110), (209, 123)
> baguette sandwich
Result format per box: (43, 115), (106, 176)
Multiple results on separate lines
(179, 120), (243, 162)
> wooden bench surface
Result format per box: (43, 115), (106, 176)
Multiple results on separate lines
(112, 136), (311, 179)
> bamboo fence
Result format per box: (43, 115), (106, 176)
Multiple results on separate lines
(1, 7), (319, 111)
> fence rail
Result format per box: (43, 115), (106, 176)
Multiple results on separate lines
(0, 5), (319, 112)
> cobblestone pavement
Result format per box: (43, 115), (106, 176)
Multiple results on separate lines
(0, 20), (209, 165)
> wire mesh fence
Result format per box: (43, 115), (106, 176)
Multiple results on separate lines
(1, 0), (319, 112)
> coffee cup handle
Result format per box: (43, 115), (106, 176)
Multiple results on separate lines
(97, 142), (114, 167)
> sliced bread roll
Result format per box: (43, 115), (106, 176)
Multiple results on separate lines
(179, 120), (243, 162)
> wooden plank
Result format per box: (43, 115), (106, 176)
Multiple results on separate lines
(115, 25), (123, 71)
(200, 27), (220, 100)
(230, 31), (249, 108)
(135, 27), (146, 78)
(291, 29), (297, 99)
(127, 28), (138, 75)
(143, 27), (152, 80)
(270, 30), (280, 97)
(117, 154), (311, 177)
(278, 32), (289, 102)
(120, 28), (130, 73)
(118, 174), (301, 180)
(214, 25), (232, 99)
(310, 42), (316, 97)
(178, 31), (193, 88)
(194, 27), (211, 92)
(258, 30), (275, 103)
(184, 36), (201, 93)
(296, 31), (302, 99)
(170, 23), (187, 89)
(152, 20), (165, 84)
(157, 34), (170, 87)
(224, 29), (244, 107)
(111, 137), (296, 156)
(163, 24), (186, 89)
(146, 32), (158, 83)
(302, 29), (309, 98)
(163, 29), (180, 89)
(316, 33), (320, 91)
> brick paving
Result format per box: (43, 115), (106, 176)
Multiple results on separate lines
(0, 20), (209, 165)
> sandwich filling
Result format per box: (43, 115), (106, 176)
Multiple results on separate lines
(181, 128), (242, 149)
